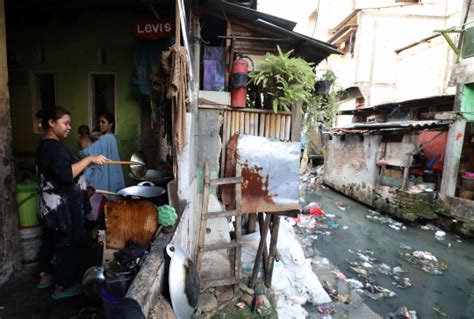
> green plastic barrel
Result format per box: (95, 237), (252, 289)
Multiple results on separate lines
(16, 181), (39, 227)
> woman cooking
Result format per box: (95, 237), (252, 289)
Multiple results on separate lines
(80, 112), (125, 196)
(36, 107), (108, 299)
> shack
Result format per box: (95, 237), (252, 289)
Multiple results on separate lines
(324, 94), (474, 237)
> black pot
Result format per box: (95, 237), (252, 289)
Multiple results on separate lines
(104, 260), (135, 297)
(315, 80), (332, 95)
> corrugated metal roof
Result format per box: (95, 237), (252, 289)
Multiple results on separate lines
(202, 1), (340, 63)
(340, 95), (455, 116)
(332, 120), (453, 135)
(220, 1), (297, 30)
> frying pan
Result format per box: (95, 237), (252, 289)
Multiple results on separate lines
(166, 244), (199, 318)
(102, 151), (147, 179)
(96, 185), (165, 199)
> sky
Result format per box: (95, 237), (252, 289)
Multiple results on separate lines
(256, 0), (318, 35)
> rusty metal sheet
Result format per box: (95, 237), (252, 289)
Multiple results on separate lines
(237, 135), (300, 213)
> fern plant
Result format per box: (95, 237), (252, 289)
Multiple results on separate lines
(248, 46), (316, 112)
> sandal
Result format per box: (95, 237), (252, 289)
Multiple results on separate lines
(37, 273), (54, 289)
(51, 284), (82, 300)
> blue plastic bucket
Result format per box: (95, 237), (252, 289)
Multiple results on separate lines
(100, 287), (124, 317)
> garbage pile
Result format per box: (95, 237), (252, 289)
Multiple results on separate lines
(300, 165), (324, 190)
(241, 217), (332, 318)
(398, 243), (448, 275)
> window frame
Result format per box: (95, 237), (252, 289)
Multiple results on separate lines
(30, 71), (56, 134)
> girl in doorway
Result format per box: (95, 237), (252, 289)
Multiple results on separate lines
(35, 107), (108, 299)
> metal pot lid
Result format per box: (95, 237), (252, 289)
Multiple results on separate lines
(166, 244), (196, 319)
(117, 185), (166, 199)
(104, 259), (134, 277)
(82, 266), (105, 299)
(130, 151), (147, 179)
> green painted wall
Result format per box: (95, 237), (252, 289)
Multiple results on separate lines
(8, 9), (141, 171)
(461, 83), (474, 121)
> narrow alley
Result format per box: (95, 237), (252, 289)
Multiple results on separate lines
(297, 185), (474, 318)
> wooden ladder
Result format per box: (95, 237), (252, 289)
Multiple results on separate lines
(196, 162), (243, 294)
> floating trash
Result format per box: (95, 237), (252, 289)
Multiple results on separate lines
(366, 210), (407, 231)
(398, 248), (448, 275)
(435, 230), (446, 241)
(356, 283), (396, 300)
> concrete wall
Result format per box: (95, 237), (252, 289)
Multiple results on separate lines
(0, 0), (21, 285)
(324, 134), (382, 205)
(7, 9), (141, 165)
(450, 0), (474, 112)
(439, 193), (474, 236)
(315, 0), (459, 109)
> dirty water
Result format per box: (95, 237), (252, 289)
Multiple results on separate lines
(301, 187), (474, 318)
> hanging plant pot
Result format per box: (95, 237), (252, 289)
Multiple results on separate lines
(315, 80), (332, 95)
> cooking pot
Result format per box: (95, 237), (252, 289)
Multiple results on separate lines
(82, 266), (105, 299)
(128, 169), (174, 187)
(104, 260), (135, 297)
(96, 185), (165, 199)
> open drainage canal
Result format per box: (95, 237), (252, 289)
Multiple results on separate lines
(300, 187), (474, 318)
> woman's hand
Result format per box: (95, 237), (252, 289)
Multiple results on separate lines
(90, 155), (109, 165)
(72, 155), (109, 178)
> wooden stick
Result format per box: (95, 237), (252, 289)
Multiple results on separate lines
(106, 160), (144, 166)
(95, 189), (119, 196)
(249, 213), (271, 288)
(265, 214), (280, 288)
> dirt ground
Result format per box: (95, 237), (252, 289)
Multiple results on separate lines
(0, 266), (102, 319)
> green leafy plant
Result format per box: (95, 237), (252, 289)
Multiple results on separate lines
(321, 69), (337, 83)
(248, 46), (316, 112)
(303, 70), (341, 131)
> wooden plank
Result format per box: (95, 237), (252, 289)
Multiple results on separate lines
(210, 176), (243, 186)
(259, 114), (266, 136)
(249, 112), (255, 135)
(264, 114), (271, 137)
(104, 200), (158, 249)
(226, 111), (232, 143)
(249, 213), (272, 288)
(234, 111), (240, 134)
(275, 115), (281, 140)
(244, 112), (250, 134)
(239, 112), (245, 133)
(197, 163), (211, 273)
(258, 213), (269, 276)
(279, 115), (286, 140)
(202, 209), (241, 219)
(200, 241), (242, 252)
(285, 115), (291, 141)
(198, 104), (290, 115)
(221, 110), (229, 178)
(200, 277), (240, 289)
(270, 114), (276, 139)
(234, 163), (243, 294)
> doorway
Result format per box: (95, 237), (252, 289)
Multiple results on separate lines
(89, 73), (116, 131)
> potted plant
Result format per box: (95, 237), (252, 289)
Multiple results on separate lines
(248, 46), (316, 112)
(315, 70), (337, 95)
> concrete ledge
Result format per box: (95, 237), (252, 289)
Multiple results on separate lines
(127, 196), (189, 316)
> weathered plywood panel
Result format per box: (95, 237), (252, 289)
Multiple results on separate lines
(385, 135), (418, 167)
(105, 200), (158, 249)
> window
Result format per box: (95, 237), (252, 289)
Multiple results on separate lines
(89, 73), (116, 131)
(31, 72), (55, 133)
